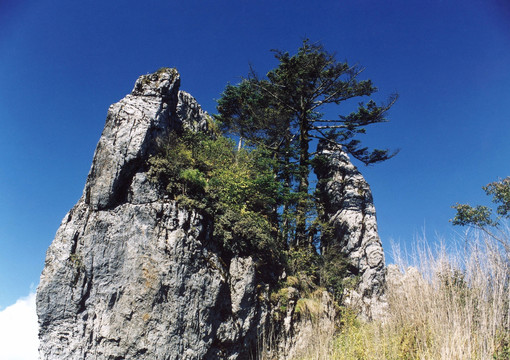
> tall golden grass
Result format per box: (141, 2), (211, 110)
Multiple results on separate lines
(296, 230), (510, 359)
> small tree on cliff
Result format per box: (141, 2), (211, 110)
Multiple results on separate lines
(217, 40), (398, 248)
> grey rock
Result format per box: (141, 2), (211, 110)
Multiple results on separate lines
(37, 68), (268, 360)
(176, 90), (210, 133)
(37, 68), (384, 359)
(315, 140), (386, 319)
(84, 69), (180, 211)
(274, 290), (337, 359)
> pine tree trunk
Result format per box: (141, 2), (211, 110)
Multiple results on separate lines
(281, 136), (292, 247)
(295, 113), (309, 247)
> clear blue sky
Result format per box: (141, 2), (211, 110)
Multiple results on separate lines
(1, 0), (509, 309)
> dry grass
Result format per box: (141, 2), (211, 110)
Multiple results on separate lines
(256, 289), (337, 360)
(295, 230), (510, 360)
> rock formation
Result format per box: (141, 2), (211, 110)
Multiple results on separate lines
(315, 141), (386, 319)
(37, 69), (270, 359)
(37, 68), (386, 359)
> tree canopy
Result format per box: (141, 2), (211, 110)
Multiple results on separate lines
(452, 177), (510, 253)
(216, 39), (398, 247)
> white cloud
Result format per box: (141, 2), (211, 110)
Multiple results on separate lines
(0, 292), (39, 360)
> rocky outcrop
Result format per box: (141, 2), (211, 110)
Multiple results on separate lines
(37, 68), (388, 360)
(37, 69), (269, 359)
(315, 141), (386, 319)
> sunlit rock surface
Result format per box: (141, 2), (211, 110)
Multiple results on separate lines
(315, 141), (386, 319)
(37, 68), (388, 360)
(37, 69), (268, 359)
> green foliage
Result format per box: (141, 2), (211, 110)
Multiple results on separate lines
(180, 168), (207, 194)
(452, 177), (510, 228)
(149, 40), (389, 308)
(149, 130), (281, 211)
(484, 177), (510, 218)
(69, 253), (83, 269)
(213, 206), (279, 260)
(148, 129), (285, 265)
(294, 296), (323, 319)
(216, 39), (397, 247)
(451, 203), (496, 227)
(321, 248), (358, 303)
(269, 251), (317, 301)
(147, 131), (195, 196)
(287, 247), (322, 279)
(328, 307), (435, 360)
(493, 330), (510, 360)
(270, 287), (292, 311)
(281, 245), (353, 305)
(452, 177), (510, 255)
(148, 125), (355, 302)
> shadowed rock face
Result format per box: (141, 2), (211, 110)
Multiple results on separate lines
(37, 69), (266, 360)
(315, 141), (386, 318)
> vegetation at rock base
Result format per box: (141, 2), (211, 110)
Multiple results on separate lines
(283, 232), (509, 360)
(275, 178), (509, 359)
(146, 42), (508, 359)
(147, 126), (359, 302)
(146, 40), (397, 359)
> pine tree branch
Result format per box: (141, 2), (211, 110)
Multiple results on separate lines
(311, 125), (349, 130)
(310, 66), (365, 110)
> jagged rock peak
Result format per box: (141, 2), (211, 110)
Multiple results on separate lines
(83, 68), (208, 211)
(132, 67), (181, 98)
(36, 68), (382, 360)
(38, 69), (272, 360)
(315, 140), (386, 319)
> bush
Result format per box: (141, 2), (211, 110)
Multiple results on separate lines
(148, 129), (285, 266)
(320, 250), (358, 304)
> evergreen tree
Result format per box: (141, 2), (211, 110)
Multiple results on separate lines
(217, 39), (398, 248)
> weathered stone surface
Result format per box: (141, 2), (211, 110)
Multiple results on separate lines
(37, 68), (386, 359)
(37, 69), (268, 360)
(176, 90), (210, 133)
(84, 69), (179, 211)
(315, 141), (386, 319)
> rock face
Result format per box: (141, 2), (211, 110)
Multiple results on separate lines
(315, 141), (386, 319)
(37, 68), (388, 359)
(37, 69), (268, 359)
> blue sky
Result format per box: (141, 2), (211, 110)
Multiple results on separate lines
(1, 0), (509, 310)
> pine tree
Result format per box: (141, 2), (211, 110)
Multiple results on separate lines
(216, 39), (398, 248)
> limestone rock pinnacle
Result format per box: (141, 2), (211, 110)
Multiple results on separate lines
(37, 69), (266, 359)
(37, 68), (388, 360)
(315, 140), (386, 318)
